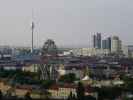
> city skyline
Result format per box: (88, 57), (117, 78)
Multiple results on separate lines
(0, 0), (133, 47)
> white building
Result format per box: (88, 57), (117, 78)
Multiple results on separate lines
(58, 64), (84, 79)
(122, 45), (133, 58)
(71, 48), (110, 57)
(111, 36), (122, 54)
(122, 45), (129, 57)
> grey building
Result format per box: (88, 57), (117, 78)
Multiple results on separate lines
(93, 35), (97, 48)
(93, 33), (102, 49)
(102, 37), (111, 51)
(102, 40), (107, 49)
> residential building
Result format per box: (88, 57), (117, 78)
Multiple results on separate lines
(71, 48), (110, 57)
(58, 64), (85, 79)
(122, 45), (133, 58)
(48, 84), (97, 99)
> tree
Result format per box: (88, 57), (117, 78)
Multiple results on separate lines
(67, 92), (76, 100)
(85, 96), (96, 100)
(97, 86), (122, 100)
(122, 76), (133, 92)
(59, 73), (77, 83)
(41, 80), (55, 89)
(67, 92), (73, 100)
(0, 90), (3, 100)
(76, 82), (85, 100)
(24, 92), (32, 100)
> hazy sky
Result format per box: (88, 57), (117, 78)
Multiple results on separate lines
(0, 0), (133, 47)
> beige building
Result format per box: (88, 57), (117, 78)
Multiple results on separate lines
(0, 80), (40, 98)
(22, 64), (38, 72)
(72, 48), (110, 56)
(58, 64), (84, 79)
(48, 84), (97, 99)
(111, 36), (122, 54)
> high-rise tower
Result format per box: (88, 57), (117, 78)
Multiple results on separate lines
(31, 21), (34, 53)
(31, 10), (35, 53)
(102, 37), (111, 51)
(93, 33), (102, 49)
(111, 36), (122, 53)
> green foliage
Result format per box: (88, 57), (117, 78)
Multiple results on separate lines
(123, 97), (133, 100)
(0, 89), (3, 99)
(97, 86), (122, 100)
(122, 76), (133, 92)
(0, 69), (41, 85)
(59, 73), (77, 83)
(41, 80), (55, 89)
(24, 92), (32, 100)
(67, 91), (76, 100)
(76, 82), (85, 100)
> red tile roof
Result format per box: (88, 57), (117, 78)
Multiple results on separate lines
(49, 84), (94, 93)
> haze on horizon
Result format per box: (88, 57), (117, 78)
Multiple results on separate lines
(0, 0), (132, 48)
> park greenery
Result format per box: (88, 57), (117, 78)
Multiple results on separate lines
(1, 69), (133, 99)
(0, 69), (56, 90)
(59, 73), (77, 83)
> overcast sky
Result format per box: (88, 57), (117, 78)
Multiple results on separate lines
(0, 0), (133, 47)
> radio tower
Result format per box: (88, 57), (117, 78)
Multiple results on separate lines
(31, 10), (34, 53)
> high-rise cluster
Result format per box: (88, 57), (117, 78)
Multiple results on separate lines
(92, 33), (122, 54)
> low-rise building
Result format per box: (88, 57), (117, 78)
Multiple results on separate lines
(71, 48), (110, 57)
(48, 84), (97, 99)
(122, 45), (133, 58)
(58, 64), (85, 79)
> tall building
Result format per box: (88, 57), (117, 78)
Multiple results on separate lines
(102, 37), (111, 51)
(93, 33), (102, 49)
(111, 36), (122, 53)
(102, 40), (107, 49)
(97, 33), (102, 49)
(93, 35), (97, 48)
(107, 37), (111, 50)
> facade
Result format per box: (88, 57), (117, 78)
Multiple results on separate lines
(107, 37), (112, 50)
(58, 64), (85, 79)
(22, 64), (38, 72)
(0, 46), (13, 60)
(111, 36), (122, 54)
(102, 37), (111, 51)
(97, 33), (102, 49)
(72, 48), (110, 57)
(93, 35), (97, 49)
(48, 84), (97, 99)
(102, 40), (107, 49)
(128, 45), (133, 58)
(122, 45), (133, 58)
(48, 84), (76, 99)
(122, 45), (129, 58)
(93, 33), (102, 49)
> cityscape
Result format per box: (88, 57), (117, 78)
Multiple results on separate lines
(0, 32), (133, 100)
(0, 0), (133, 100)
